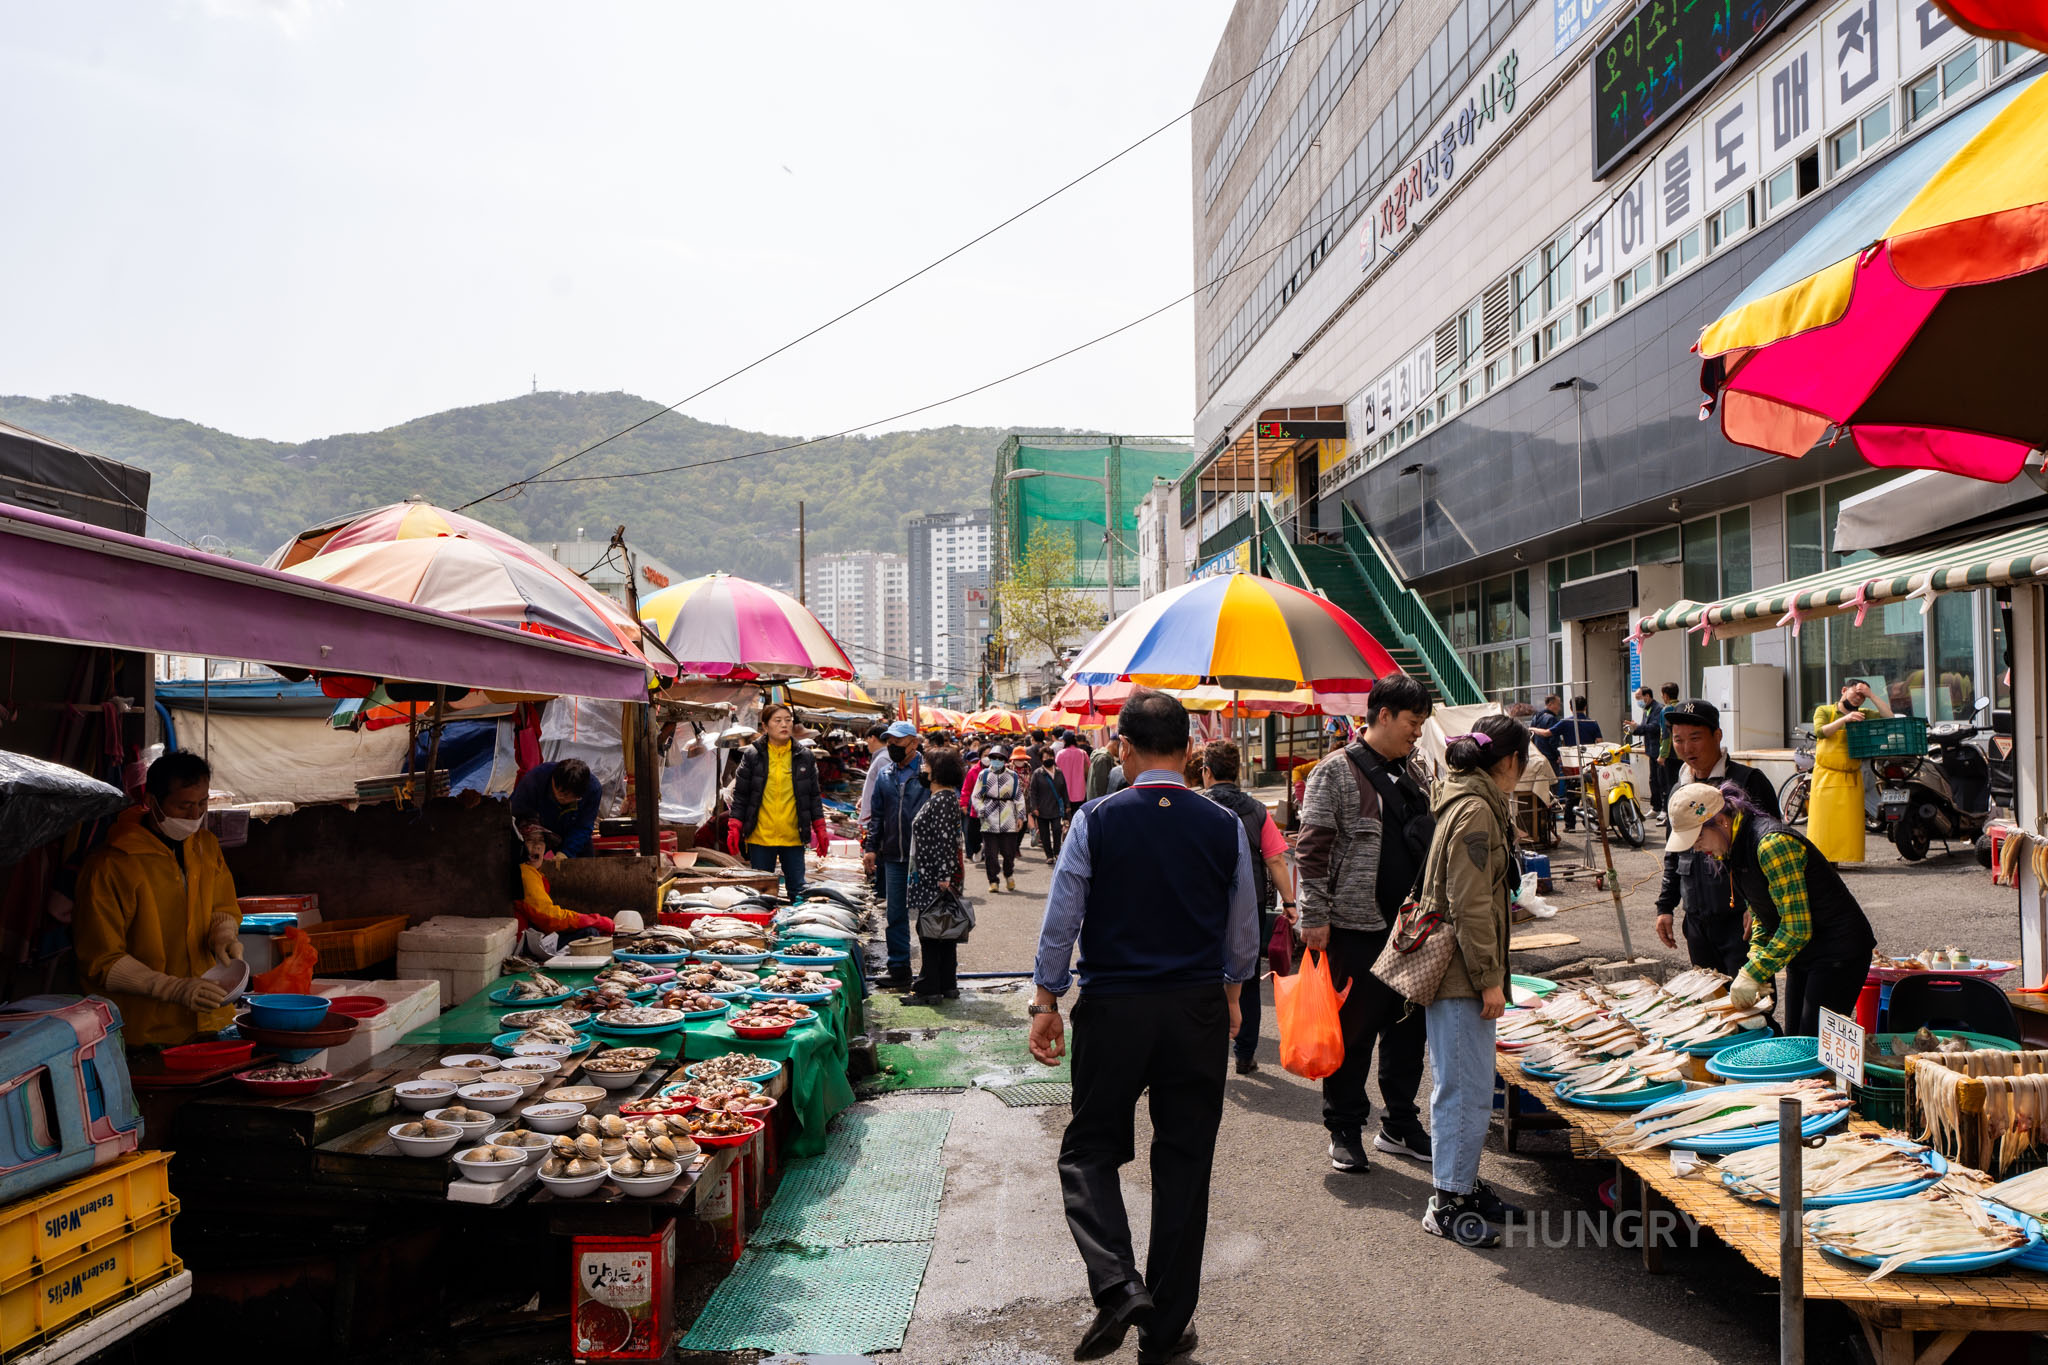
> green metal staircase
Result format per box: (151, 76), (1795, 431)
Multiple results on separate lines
(1258, 503), (1482, 706)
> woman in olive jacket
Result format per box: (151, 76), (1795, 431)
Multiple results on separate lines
(1417, 711), (1528, 1250)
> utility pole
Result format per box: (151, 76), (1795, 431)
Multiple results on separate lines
(615, 525), (661, 858)
(798, 501), (807, 605)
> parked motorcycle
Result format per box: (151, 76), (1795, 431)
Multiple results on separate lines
(1874, 701), (2009, 861)
(1559, 739), (1647, 849)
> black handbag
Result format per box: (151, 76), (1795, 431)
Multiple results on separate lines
(916, 885), (975, 943)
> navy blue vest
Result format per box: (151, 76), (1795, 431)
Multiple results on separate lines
(1078, 779), (1241, 996)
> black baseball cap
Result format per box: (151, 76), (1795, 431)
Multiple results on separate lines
(1663, 699), (1721, 731)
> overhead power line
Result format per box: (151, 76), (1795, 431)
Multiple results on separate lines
(454, 0), (1372, 510)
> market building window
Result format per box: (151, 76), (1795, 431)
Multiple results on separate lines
(1660, 227), (1702, 282)
(1429, 569), (1531, 701)
(1708, 191), (1755, 252)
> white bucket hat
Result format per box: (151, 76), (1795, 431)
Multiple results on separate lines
(1664, 782), (1727, 853)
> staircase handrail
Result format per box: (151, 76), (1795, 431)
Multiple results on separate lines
(1338, 504), (1483, 705)
(1256, 503), (1312, 589)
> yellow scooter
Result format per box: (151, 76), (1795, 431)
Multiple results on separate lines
(1562, 739), (1647, 848)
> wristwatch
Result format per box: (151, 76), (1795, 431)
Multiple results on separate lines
(1281, 901), (1297, 909)
(1027, 1002), (1060, 1017)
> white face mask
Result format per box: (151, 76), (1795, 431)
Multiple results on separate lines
(153, 804), (204, 842)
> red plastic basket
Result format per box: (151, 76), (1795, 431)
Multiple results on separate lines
(729, 1022), (793, 1040)
(324, 995), (389, 1019)
(163, 1040), (256, 1071)
(686, 1115), (764, 1149)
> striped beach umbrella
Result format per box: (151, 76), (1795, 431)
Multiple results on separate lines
(966, 708), (1028, 734)
(640, 573), (852, 682)
(1065, 572), (1397, 713)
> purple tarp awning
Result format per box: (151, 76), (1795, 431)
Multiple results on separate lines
(0, 503), (649, 702)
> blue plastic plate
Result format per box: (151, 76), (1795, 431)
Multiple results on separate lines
(682, 1057), (782, 1084)
(679, 1003), (731, 1022)
(1706, 1034), (1828, 1081)
(707, 988), (757, 1001)
(1554, 1079), (1686, 1111)
(2011, 1239), (2048, 1272)
(694, 950), (772, 965)
(1516, 1059), (1571, 1081)
(491, 1030), (588, 1055)
(773, 947), (849, 965)
(488, 984), (578, 1007)
(614, 950), (694, 965)
(589, 1014), (689, 1036)
(1723, 1138), (1948, 1207)
(1818, 1200), (2037, 1274)
(750, 989), (834, 1005)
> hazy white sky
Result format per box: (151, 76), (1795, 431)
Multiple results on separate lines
(1, 1), (1236, 444)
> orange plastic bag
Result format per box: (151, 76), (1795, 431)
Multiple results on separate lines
(1272, 948), (1350, 1079)
(251, 927), (317, 995)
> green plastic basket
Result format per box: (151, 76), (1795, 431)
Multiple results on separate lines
(1845, 715), (1927, 760)
(1862, 1030), (2018, 1085)
(1852, 1081), (1908, 1129)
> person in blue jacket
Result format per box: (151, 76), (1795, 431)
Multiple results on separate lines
(510, 758), (603, 857)
(864, 721), (928, 991)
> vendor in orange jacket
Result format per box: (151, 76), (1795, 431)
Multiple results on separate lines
(74, 752), (242, 1046)
(515, 821), (614, 941)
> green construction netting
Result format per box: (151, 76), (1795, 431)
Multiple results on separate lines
(1006, 442), (1194, 589)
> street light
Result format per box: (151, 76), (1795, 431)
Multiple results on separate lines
(1004, 466), (1121, 620)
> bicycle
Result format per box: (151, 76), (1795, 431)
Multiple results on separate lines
(1778, 725), (1815, 825)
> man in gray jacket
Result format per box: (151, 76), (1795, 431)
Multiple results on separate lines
(1296, 674), (1436, 1175)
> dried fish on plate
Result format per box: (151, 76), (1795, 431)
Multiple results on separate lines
(1718, 1133), (1937, 1203)
(1806, 1192), (2028, 1280)
(1609, 1080), (1848, 1152)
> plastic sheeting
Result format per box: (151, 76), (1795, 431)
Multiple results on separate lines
(659, 720), (719, 825)
(166, 710), (411, 805)
(539, 696), (626, 815)
(0, 750), (127, 867)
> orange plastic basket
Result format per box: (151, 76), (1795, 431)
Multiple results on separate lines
(300, 915), (407, 971)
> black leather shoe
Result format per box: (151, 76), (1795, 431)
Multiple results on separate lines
(1233, 1055), (1258, 1075)
(1074, 1283), (1153, 1361)
(1138, 1328), (1198, 1364)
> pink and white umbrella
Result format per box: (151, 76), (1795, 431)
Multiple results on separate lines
(639, 573), (852, 681)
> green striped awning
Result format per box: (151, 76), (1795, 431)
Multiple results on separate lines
(1638, 520), (2048, 639)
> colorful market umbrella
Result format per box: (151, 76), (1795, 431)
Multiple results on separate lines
(1935, 0), (2048, 49)
(1050, 675), (1318, 718)
(782, 678), (886, 716)
(1698, 74), (2048, 483)
(266, 502), (657, 661)
(640, 573), (852, 682)
(1065, 572), (1397, 712)
(283, 536), (652, 661)
(966, 708), (1028, 734)
(1027, 706), (1098, 731)
(922, 706), (968, 730)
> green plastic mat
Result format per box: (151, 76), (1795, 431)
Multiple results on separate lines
(862, 1027), (1068, 1095)
(752, 1110), (952, 1247)
(865, 990), (1028, 1033)
(986, 1081), (1073, 1107)
(678, 1241), (936, 1356)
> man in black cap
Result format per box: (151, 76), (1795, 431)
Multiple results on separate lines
(1653, 699), (1781, 974)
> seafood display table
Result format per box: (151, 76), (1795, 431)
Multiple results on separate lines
(1498, 1054), (2048, 1361)
(402, 956), (863, 1159)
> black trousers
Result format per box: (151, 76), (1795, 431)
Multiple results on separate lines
(982, 830), (1022, 883)
(909, 935), (958, 996)
(1059, 986), (1227, 1354)
(963, 814), (983, 857)
(1681, 911), (1750, 977)
(1034, 816), (1063, 861)
(1318, 925), (1426, 1136)
(1786, 957), (1868, 1036)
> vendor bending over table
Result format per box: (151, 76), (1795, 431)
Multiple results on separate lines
(75, 752), (242, 1045)
(1663, 780), (1876, 1036)
(511, 757), (603, 857)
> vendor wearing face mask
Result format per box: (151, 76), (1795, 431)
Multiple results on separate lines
(75, 752), (243, 1045)
(1664, 780), (1876, 1036)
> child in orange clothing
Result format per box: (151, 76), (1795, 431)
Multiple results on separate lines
(515, 823), (614, 941)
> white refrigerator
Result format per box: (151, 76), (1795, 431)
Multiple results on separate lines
(1702, 663), (1787, 753)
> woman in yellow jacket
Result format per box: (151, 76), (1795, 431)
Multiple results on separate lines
(1809, 679), (1890, 863)
(74, 753), (242, 1045)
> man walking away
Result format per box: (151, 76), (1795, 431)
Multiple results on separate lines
(1653, 700), (1781, 974)
(1200, 740), (1295, 1075)
(1631, 687), (1669, 818)
(972, 745), (1029, 892)
(1030, 690), (1257, 1365)
(1296, 673), (1437, 1172)
(1057, 731), (1090, 816)
(1029, 750), (1068, 862)
(863, 721), (926, 991)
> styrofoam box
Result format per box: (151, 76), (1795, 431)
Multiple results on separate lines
(397, 947), (507, 973)
(411, 965), (498, 1011)
(312, 978), (441, 1070)
(397, 916), (518, 958)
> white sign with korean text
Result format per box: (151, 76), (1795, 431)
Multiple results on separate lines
(1823, 0), (1898, 128)
(1705, 77), (1761, 204)
(1899, 0), (1971, 74)
(1355, 339), (1437, 442)
(1655, 121), (1706, 240)
(1819, 1007), (1866, 1086)
(1761, 24), (1826, 172)
(1552, 0), (1625, 58)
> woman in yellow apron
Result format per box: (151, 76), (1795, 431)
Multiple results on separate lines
(1809, 679), (1890, 863)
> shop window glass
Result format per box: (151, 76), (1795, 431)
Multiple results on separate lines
(1909, 72), (1940, 125)
(1516, 643), (1532, 691)
(1660, 227), (1702, 282)
(1595, 540), (1631, 574)
(1634, 527), (1680, 564)
(1832, 599), (1926, 717)
(1831, 126), (1860, 174)
(1785, 488), (1823, 578)
(1549, 636), (1564, 689)
(1427, 591), (1454, 640)
(1687, 632), (1713, 699)
(1719, 507), (1752, 598)
(1682, 517), (1719, 603)
(1767, 163), (1798, 213)
(1798, 608), (1829, 724)
(1546, 559), (1565, 629)
(1943, 46), (1979, 98)
(1484, 575), (1516, 645)
(1568, 552), (1593, 580)
(1513, 569), (1530, 639)
(1992, 594), (2013, 711)
(1931, 591), (1976, 721)
(1861, 102), (1892, 147)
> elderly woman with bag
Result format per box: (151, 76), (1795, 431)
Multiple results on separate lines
(1374, 711), (1528, 1249)
(904, 747), (973, 1006)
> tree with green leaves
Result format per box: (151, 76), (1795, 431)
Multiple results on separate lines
(998, 526), (1103, 670)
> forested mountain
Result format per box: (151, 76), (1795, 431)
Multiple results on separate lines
(0, 391), (1024, 582)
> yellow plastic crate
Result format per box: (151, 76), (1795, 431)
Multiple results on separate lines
(0, 1152), (174, 1295)
(0, 1218), (180, 1356)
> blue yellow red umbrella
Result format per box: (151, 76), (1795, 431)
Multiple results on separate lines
(1065, 572), (1396, 712)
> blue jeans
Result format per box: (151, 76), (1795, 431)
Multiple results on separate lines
(1424, 995), (1496, 1196)
(881, 859), (912, 979)
(1234, 913), (1272, 1061)
(746, 843), (806, 900)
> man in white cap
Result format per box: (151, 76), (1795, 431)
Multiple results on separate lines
(1664, 781), (1875, 1035)
(1652, 700), (1780, 975)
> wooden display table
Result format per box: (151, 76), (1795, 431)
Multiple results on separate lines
(1497, 1051), (2048, 1362)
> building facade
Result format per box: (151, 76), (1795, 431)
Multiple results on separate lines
(804, 551), (909, 681)
(907, 510), (994, 693)
(539, 536), (683, 611)
(1186, 0), (2037, 735)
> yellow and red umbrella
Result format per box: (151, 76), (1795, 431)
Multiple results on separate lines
(1934, 1), (2048, 49)
(922, 706), (968, 730)
(1699, 74), (2048, 483)
(1066, 572), (1396, 712)
(966, 708), (1028, 734)
(640, 574), (852, 682)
